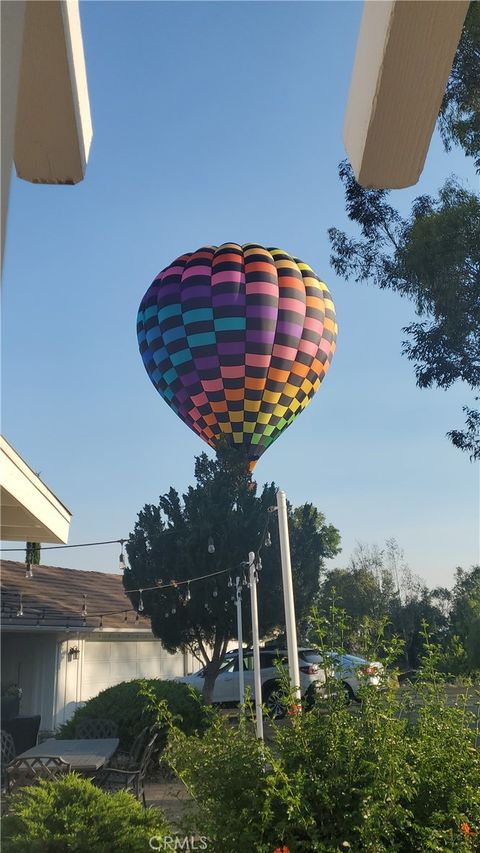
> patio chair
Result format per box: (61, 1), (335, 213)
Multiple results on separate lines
(74, 718), (118, 739)
(6, 756), (71, 794)
(108, 726), (149, 770)
(3, 715), (41, 754)
(1, 731), (16, 791)
(94, 732), (158, 807)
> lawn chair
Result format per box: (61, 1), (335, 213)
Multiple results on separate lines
(95, 732), (158, 807)
(108, 726), (149, 770)
(6, 756), (71, 794)
(1, 731), (16, 793)
(74, 718), (118, 739)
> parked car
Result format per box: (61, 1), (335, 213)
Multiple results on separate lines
(173, 648), (328, 717)
(298, 650), (385, 702)
(227, 647), (386, 703)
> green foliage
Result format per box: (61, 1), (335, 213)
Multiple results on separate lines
(166, 617), (480, 853)
(2, 773), (169, 853)
(449, 566), (480, 671)
(328, 164), (480, 459)
(56, 678), (210, 756)
(314, 540), (450, 670)
(167, 715), (269, 850)
(25, 542), (41, 565)
(125, 445), (340, 700)
(438, 2), (480, 173)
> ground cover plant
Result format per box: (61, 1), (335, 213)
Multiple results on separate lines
(163, 612), (480, 853)
(2, 773), (170, 853)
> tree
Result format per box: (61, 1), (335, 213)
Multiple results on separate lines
(125, 445), (341, 701)
(316, 540), (449, 668)
(328, 166), (480, 459)
(448, 565), (480, 670)
(438, 2), (480, 173)
(329, 10), (480, 458)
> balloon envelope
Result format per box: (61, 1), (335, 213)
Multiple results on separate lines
(137, 243), (337, 468)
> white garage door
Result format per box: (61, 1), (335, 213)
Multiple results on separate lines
(81, 634), (186, 703)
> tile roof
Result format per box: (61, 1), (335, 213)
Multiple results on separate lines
(1, 560), (150, 631)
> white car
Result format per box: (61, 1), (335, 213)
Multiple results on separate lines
(174, 648), (327, 717)
(299, 650), (385, 701)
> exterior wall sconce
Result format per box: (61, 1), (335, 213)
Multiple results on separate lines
(68, 646), (80, 661)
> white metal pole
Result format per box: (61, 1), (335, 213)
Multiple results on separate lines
(235, 576), (245, 707)
(249, 551), (264, 742)
(276, 490), (301, 702)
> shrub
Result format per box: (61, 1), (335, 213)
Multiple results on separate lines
(2, 773), (169, 853)
(166, 623), (480, 853)
(57, 679), (210, 757)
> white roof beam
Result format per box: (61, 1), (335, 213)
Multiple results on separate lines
(14, 0), (92, 185)
(344, 0), (470, 189)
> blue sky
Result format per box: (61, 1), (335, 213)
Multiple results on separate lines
(2, 1), (478, 588)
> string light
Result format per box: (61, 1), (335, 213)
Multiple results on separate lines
(2, 538), (128, 552)
(3, 508), (274, 624)
(171, 605), (176, 615)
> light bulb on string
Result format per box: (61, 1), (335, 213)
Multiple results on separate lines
(99, 616), (103, 630)
(138, 590), (144, 613)
(25, 562), (33, 579)
(207, 537), (215, 555)
(118, 540), (126, 571)
(185, 583), (191, 603)
(264, 530), (272, 548)
(171, 604), (176, 615)
(16, 594), (23, 617)
(212, 585), (218, 599)
(81, 595), (87, 618)
(227, 575), (233, 588)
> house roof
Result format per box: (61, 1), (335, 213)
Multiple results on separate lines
(0, 560), (150, 632)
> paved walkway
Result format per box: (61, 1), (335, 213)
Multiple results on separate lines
(145, 778), (192, 828)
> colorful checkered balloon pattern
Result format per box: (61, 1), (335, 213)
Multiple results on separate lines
(137, 243), (337, 468)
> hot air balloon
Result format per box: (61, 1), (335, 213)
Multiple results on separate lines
(137, 243), (337, 469)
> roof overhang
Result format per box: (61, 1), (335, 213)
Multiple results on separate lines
(14, 0), (92, 184)
(343, 0), (469, 189)
(0, 436), (71, 543)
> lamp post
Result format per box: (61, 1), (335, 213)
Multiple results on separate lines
(276, 490), (301, 702)
(235, 575), (245, 707)
(249, 551), (264, 742)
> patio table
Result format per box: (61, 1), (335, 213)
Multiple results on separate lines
(15, 738), (119, 774)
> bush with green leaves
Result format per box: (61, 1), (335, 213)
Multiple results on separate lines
(166, 615), (480, 853)
(2, 773), (170, 853)
(57, 678), (210, 757)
